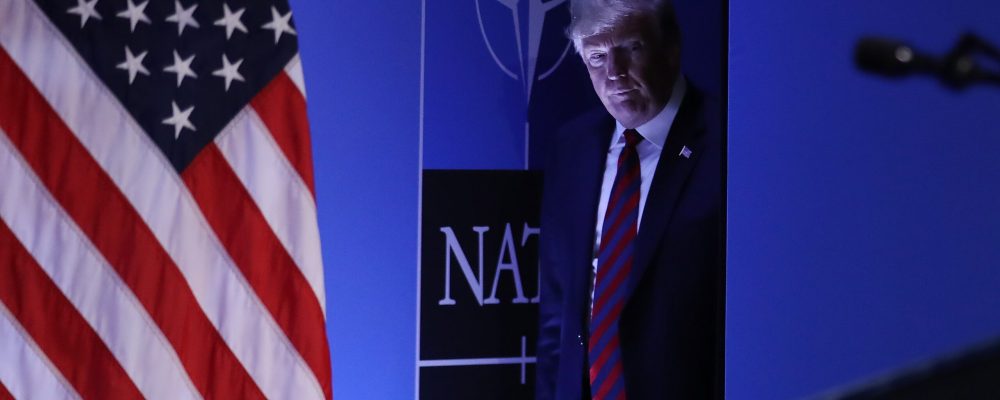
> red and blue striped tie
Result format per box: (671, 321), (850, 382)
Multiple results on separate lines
(589, 129), (642, 400)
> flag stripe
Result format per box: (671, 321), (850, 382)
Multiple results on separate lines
(0, 303), (79, 400)
(182, 143), (332, 399)
(0, 48), (258, 399)
(0, 378), (12, 400)
(0, 2), (326, 397)
(285, 55), (308, 98)
(1, 1), (330, 397)
(216, 107), (326, 313)
(250, 71), (317, 196)
(0, 130), (200, 400)
(0, 220), (144, 400)
(0, 379), (10, 400)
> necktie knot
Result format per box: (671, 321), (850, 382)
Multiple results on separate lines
(623, 129), (643, 148)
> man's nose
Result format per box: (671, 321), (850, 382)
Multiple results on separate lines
(606, 50), (628, 80)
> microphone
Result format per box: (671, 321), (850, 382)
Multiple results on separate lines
(854, 34), (1000, 89)
(854, 37), (939, 77)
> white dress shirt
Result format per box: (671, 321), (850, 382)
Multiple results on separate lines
(590, 75), (686, 299)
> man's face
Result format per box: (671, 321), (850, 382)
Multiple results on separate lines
(580, 13), (678, 129)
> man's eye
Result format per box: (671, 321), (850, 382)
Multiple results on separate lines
(630, 42), (643, 51)
(588, 53), (606, 66)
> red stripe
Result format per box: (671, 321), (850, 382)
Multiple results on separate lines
(592, 216), (636, 300)
(589, 292), (627, 354)
(183, 144), (332, 399)
(600, 187), (639, 251)
(250, 72), (316, 197)
(597, 196), (639, 282)
(599, 169), (640, 250)
(0, 379), (11, 400)
(598, 174), (639, 252)
(607, 145), (640, 203)
(0, 220), (142, 400)
(0, 48), (265, 400)
(595, 360), (624, 400)
(588, 334), (620, 383)
(590, 250), (634, 337)
(616, 144), (638, 169)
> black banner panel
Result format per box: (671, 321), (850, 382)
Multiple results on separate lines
(419, 170), (542, 399)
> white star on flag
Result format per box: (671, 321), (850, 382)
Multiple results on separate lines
(214, 4), (248, 40)
(212, 54), (245, 91)
(67, 0), (102, 28)
(165, 0), (200, 36)
(115, 46), (149, 84)
(261, 6), (297, 44)
(163, 51), (198, 87)
(115, 0), (150, 32)
(162, 101), (196, 139)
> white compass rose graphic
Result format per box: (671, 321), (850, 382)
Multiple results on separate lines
(475, 0), (573, 100)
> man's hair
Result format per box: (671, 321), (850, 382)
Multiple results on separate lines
(567, 0), (681, 53)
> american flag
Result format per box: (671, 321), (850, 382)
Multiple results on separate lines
(0, 0), (331, 398)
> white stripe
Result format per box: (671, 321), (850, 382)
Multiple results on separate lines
(0, 303), (79, 400)
(284, 54), (307, 98)
(215, 108), (326, 314)
(0, 1), (325, 398)
(0, 132), (199, 400)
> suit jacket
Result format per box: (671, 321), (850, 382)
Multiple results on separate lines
(536, 85), (724, 400)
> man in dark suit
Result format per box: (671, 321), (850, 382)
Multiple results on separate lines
(536, 0), (723, 399)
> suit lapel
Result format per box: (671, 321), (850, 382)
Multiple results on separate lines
(566, 115), (614, 325)
(626, 88), (706, 297)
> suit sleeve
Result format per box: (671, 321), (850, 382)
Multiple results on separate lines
(536, 137), (564, 400)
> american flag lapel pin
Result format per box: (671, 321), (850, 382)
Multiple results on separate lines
(679, 145), (692, 159)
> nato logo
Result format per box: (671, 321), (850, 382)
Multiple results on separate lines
(421, 0), (578, 169)
(474, 0), (572, 101)
(418, 171), (542, 399)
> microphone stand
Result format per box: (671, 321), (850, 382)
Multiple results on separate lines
(856, 32), (1000, 89)
(938, 33), (1000, 89)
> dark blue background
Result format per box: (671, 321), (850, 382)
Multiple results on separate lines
(290, 0), (1000, 398)
(291, 0), (419, 398)
(728, 1), (1000, 398)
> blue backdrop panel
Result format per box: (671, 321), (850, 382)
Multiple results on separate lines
(728, 1), (1000, 398)
(422, 0), (724, 171)
(293, 0), (722, 398)
(423, 0), (588, 170)
(291, 0), (420, 399)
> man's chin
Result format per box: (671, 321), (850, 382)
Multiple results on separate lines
(607, 106), (649, 127)
(607, 96), (644, 110)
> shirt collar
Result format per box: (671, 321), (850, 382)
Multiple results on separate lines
(612, 74), (686, 149)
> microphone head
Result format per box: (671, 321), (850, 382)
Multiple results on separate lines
(855, 37), (929, 76)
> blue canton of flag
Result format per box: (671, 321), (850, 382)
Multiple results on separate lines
(46, 0), (299, 170)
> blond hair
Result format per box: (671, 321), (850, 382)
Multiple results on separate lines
(567, 0), (680, 53)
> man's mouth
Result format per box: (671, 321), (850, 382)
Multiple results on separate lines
(610, 89), (637, 96)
